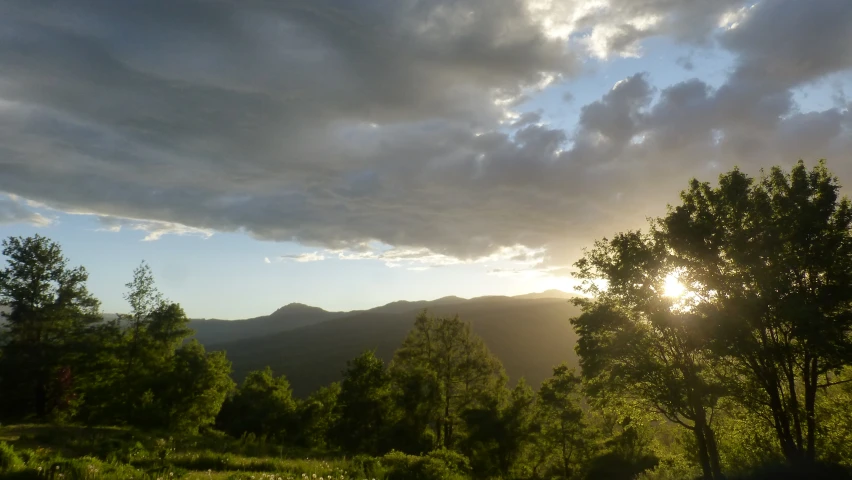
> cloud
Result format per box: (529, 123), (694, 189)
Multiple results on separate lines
(720, 0), (852, 91)
(0, 0), (850, 276)
(0, 195), (53, 226)
(675, 55), (694, 71)
(281, 252), (326, 263)
(96, 216), (213, 241)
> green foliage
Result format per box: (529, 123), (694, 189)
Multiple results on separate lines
(331, 350), (395, 455)
(0, 441), (23, 472)
(529, 364), (591, 479)
(572, 230), (724, 479)
(0, 235), (101, 421)
(158, 341), (235, 433)
(461, 380), (536, 478)
(729, 461), (852, 480)
(381, 449), (470, 480)
(293, 382), (341, 450)
(659, 160), (852, 462)
(390, 311), (506, 450)
(217, 367), (296, 441)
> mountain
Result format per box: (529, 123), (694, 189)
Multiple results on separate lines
(189, 290), (576, 345)
(513, 289), (579, 300)
(189, 303), (350, 345)
(209, 295), (582, 398)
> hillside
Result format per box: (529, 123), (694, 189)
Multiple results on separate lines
(188, 303), (351, 345)
(208, 295), (581, 397)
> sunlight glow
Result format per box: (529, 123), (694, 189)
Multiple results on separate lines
(663, 273), (686, 298)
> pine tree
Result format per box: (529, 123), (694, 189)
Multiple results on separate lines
(0, 235), (100, 420)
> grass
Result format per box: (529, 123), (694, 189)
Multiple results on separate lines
(0, 425), (379, 480)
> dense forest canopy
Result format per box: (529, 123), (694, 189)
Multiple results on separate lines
(0, 161), (851, 480)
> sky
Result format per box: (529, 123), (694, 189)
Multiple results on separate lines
(1, 0), (851, 319)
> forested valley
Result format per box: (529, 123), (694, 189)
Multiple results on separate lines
(0, 161), (851, 480)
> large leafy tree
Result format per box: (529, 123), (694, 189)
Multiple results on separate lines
(0, 235), (100, 419)
(572, 231), (725, 479)
(217, 366), (297, 441)
(115, 264), (193, 425)
(660, 160), (852, 462)
(332, 350), (395, 455)
(158, 340), (234, 433)
(390, 310), (506, 449)
(294, 382), (341, 449)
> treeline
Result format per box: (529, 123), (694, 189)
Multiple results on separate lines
(0, 161), (851, 480)
(0, 241), (233, 430)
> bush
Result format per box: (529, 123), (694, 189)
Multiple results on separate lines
(731, 461), (852, 480)
(381, 450), (470, 480)
(351, 454), (382, 479)
(0, 441), (23, 472)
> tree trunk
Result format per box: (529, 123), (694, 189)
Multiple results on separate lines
(693, 425), (713, 480)
(804, 357), (818, 462)
(784, 365), (804, 457)
(767, 376), (798, 460)
(443, 390), (452, 447)
(704, 423), (723, 480)
(34, 381), (46, 418)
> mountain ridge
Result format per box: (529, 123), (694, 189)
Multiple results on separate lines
(187, 290), (579, 345)
(206, 293), (582, 397)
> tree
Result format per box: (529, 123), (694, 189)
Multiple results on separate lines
(0, 235), (100, 419)
(294, 382), (341, 450)
(158, 340), (234, 433)
(390, 310), (507, 449)
(67, 319), (126, 425)
(584, 415), (660, 480)
(572, 231), (725, 479)
(217, 366), (297, 441)
(113, 264), (194, 426)
(332, 350), (395, 455)
(660, 161), (852, 462)
(119, 262), (164, 417)
(533, 364), (590, 479)
(462, 379), (537, 478)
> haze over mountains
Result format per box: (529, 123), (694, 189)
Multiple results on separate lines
(189, 290), (581, 397)
(1, 290), (582, 397)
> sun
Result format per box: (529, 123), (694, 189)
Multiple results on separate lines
(663, 272), (686, 298)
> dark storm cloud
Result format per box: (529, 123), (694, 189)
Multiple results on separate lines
(0, 0), (850, 271)
(720, 0), (852, 90)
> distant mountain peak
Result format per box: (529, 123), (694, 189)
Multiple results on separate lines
(272, 302), (326, 314)
(513, 289), (578, 300)
(433, 295), (466, 303)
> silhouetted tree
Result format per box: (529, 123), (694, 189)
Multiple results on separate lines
(217, 366), (296, 441)
(660, 161), (852, 462)
(532, 364), (590, 479)
(0, 235), (100, 420)
(462, 379), (536, 478)
(332, 350), (395, 455)
(572, 231), (725, 479)
(390, 310), (506, 449)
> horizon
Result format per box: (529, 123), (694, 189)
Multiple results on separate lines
(191, 288), (579, 320)
(1, 0), (851, 320)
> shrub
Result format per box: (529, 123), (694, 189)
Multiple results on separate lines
(381, 450), (470, 480)
(731, 461), (852, 480)
(351, 454), (383, 479)
(0, 441), (23, 472)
